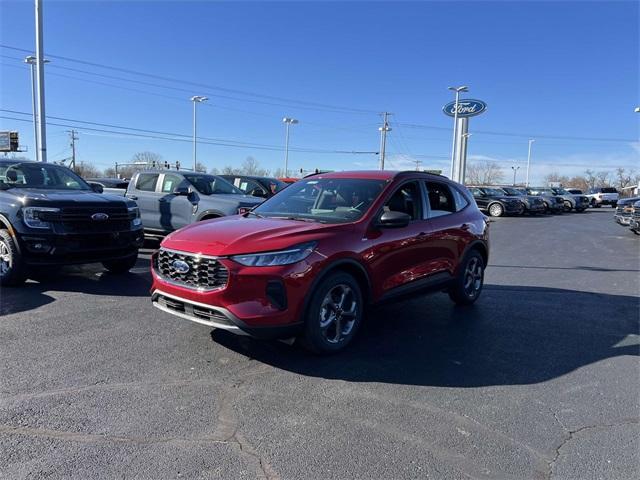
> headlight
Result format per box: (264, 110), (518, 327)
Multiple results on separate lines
(128, 206), (142, 227)
(231, 242), (316, 267)
(22, 207), (60, 229)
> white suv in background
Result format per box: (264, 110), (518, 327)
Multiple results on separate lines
(586, 187), (619, 208)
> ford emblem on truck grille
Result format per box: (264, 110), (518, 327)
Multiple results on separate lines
(172, 259), (190, 274)
(91, 213), (109, 221)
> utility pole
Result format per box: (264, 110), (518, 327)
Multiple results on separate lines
(68, 130), (78, 171)
(378, 112), (391, 170)
(414, 159), (421, 170)
(35, 0), (47, 162)
(525, 139), (535, 187)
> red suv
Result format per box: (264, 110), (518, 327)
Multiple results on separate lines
(151, 170), (489, 353)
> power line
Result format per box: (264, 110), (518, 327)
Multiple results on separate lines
(0, 113), (376, 155)
(0, 44), (379, 115)
(397, 122), (637, 143)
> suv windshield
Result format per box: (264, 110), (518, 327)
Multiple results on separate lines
(253, 178), (386, 224)
(500, 187), (522, 196)
(0, 162), (90, 190)
(551, 188), (569, 195)
(184, 174), (244, 195)
(482, 187), (505, 196)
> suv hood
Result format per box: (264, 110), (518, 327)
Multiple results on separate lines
(8, 188), (131, 206)
(162, 216), (347, 256)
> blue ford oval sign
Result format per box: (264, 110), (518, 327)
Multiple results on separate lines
(442, 99), (487, 118)
(172, 259), (190, 274)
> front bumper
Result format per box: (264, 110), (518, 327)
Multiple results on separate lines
(615, 214), (632, 226)
(18, 227), (144, 266)
(503, 202), (524, 214)
(150, 251), (319, 337)
(525, 202), (546, 213)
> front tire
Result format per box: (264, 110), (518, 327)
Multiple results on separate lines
(488, 203), (504, 217)
(448, 250), (485, 306)
(563, 201), (572, 212)
(299, 272), (363, 354)
(0, 230), (26, 287)
(102, 252), (139, 274)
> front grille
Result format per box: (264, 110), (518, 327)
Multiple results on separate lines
(155, 248), (229, 290)
(154, 294), (234, 326)
(42, 206), (133, 233)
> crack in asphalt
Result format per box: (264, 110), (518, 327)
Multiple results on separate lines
(546, 417), (640, 480)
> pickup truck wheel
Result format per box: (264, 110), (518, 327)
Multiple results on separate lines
(102, 252), (139, 274)
(0, 230), (26, 286)
(299, 272), (363, 354)
(488, 203), (504, 217)
(448, 250), (484, 306)
(563, 201), (572, 212)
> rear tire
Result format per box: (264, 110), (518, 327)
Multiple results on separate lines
(0, 230), (26, 287)
(102, 252), (139, 274)
(448, 250), (485, 306)
(299, 272), (363, 354)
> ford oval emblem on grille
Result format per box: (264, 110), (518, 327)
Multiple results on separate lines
(91, 213), (109, 221)
(172, 259), (190, 274)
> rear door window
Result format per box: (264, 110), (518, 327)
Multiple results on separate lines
(384, 181), (423, 220)
(425, 182), (457, 218)
(161, 174), (184, 193)
(136, 173), (159, 192)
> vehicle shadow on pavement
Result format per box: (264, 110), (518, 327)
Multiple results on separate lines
(0, 259), (152, 316)
(211, 284), (639, 387)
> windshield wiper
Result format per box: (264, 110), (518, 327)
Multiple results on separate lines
(272, 216), (324, 223)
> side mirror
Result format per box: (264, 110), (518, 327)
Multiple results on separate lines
(90, 183), (104, 193)
(173, 185), (190, 196)
(378, 210), (411, 228)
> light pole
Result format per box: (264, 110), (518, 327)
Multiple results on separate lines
(282, 117), (298, 177)
(35, 0), (48, 162)
(511, 165), (520, 186)
(525, 139), (535, 186)
(448, 85), (468, 178)
(24, 56), (49, 162)
(190, 95), (208, 171)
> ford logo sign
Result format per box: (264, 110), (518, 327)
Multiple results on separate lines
(91, 213), (109, 221)
(172, 259), (190, 274)
(442, 99), (487, 118)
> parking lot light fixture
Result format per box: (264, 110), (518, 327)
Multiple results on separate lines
(448, 86), (469, 178)
(525, 139), (535, 187)
(190, 95), (208, 172)
(511, 165), (521, 186)
(282, 117), (299, 177)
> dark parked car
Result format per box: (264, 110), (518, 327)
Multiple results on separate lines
(220, 175), (288, 199)
(494, 186), (545, 215)
(467, 186), (524, 217)
(524, 187), (564, 213)
(630, 201), (640, 235)
(549, 187), (589, 212)
(151, 170), (489, 353)
(0, 160), (143, 286)
(86, 177), (129, 196)
(126, 170), (262, 238)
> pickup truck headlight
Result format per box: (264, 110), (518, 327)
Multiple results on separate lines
(22, 207), (60, 229)
(231, 242), (316, 267)
(128, 206), (142, 227)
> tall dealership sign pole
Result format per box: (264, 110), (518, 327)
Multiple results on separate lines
(447, 86), (468, 178)
(442, 97), (487, 184)
(35, 0), (47, 162)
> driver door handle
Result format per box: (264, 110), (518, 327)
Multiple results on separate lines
(126, 195), (138, 200)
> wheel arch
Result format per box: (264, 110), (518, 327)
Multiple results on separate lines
(0, 214), (21, 254)
(197, 209), (225, 221)
(460, 240), (489, 272)
(300, 258), (372, 322)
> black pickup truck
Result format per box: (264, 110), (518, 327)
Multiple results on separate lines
(0, 160), (144, 286)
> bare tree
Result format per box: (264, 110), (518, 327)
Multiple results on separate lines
(132, 151), (162, 167)
(221, 165), (242, 175)
(465, 161), (504, 185)
(195, 161), (207, 173)
(240, 156), (269, 176)
(73, 161), (102, 179)
(543, 172), (569, 186)
(584, 169), (597, 189)
(567, 175), (589, 191)
(614, 168), (635, 190)
(595, 170), (611, 187)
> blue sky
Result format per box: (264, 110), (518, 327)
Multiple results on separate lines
(1, 0), (638, 183)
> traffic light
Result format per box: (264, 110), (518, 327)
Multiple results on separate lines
(175, 161), (181, 170)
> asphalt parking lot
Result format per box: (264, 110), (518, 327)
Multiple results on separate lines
(1, 208), (638, 480)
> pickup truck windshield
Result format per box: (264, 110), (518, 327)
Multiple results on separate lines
(183, 174), (244, 195)
(501, 187), (522, 196)
(0, 162), (90, 190)
(254, 178), (386, 224)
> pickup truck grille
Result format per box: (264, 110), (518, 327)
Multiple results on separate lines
(154, 248), (229, 291)
(41, 206), (133, 233)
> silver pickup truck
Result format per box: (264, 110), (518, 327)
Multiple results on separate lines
(125, 170), (263, 238)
